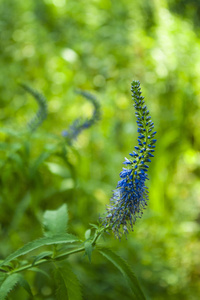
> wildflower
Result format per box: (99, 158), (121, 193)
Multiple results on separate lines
(20, 83), (48, 132)
(102, 80), (157, 238)
(62, 90), (100, 144)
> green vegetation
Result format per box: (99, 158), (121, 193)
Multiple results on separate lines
(0, 0), (200, 299)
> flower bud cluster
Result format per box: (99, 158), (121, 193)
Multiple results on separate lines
(103, 80), (157, 238)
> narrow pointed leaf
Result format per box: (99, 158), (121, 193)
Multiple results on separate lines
(0, 234), (79, 267)
(17, 274), (33, 296)
(30, 267), (51, 279)
(89, 223), (99, 229)
(0, 274), (20, 299)
(0, 273), (32, 299)
(98, 247), (146, 300)
(32, 251), (53, 265)
(31, 152), (51, 176)
(84, 242), (93, 263)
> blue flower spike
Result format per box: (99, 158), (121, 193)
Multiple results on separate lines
(62, 90), (101, 144)
(103, 80), (157, 238)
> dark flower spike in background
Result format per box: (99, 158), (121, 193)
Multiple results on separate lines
(62, 90), (101, 144)
(20, 83), (48, 132)
(103, 80), (157, 238)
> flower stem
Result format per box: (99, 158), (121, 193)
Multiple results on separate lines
(6, 226), (107, 275)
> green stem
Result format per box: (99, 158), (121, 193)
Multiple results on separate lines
(91, 226), (108, 246)
(6, 226), (108, 275)
(54, 246), (85, 261)
(8, 247), (85, 275)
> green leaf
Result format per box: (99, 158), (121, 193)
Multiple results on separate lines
(84, 229), (91, 239)
(43, 204), (68, 237)
(0, 234), (79, 267)
(0, 273), (6, 286)
(30, 267), (51, 279)
(45, 162), (71, 177)
(30, 152), (51, 176)
(0, 274), (20, 299)
(0, 128), (21, 137)
(29, 267), (51, 280)
(0, 273), (33, 299)
(84, 241), (93, 263)
(89, 223), (99, 230)
(17, 275), (33, 296)
(32, 251), (53, 265)
(9, 193), (31, 230)
(54, 261), (82, 300)
(98, 247), (146, 300)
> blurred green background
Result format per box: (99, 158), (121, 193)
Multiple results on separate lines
(1, 0), (200, 299)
